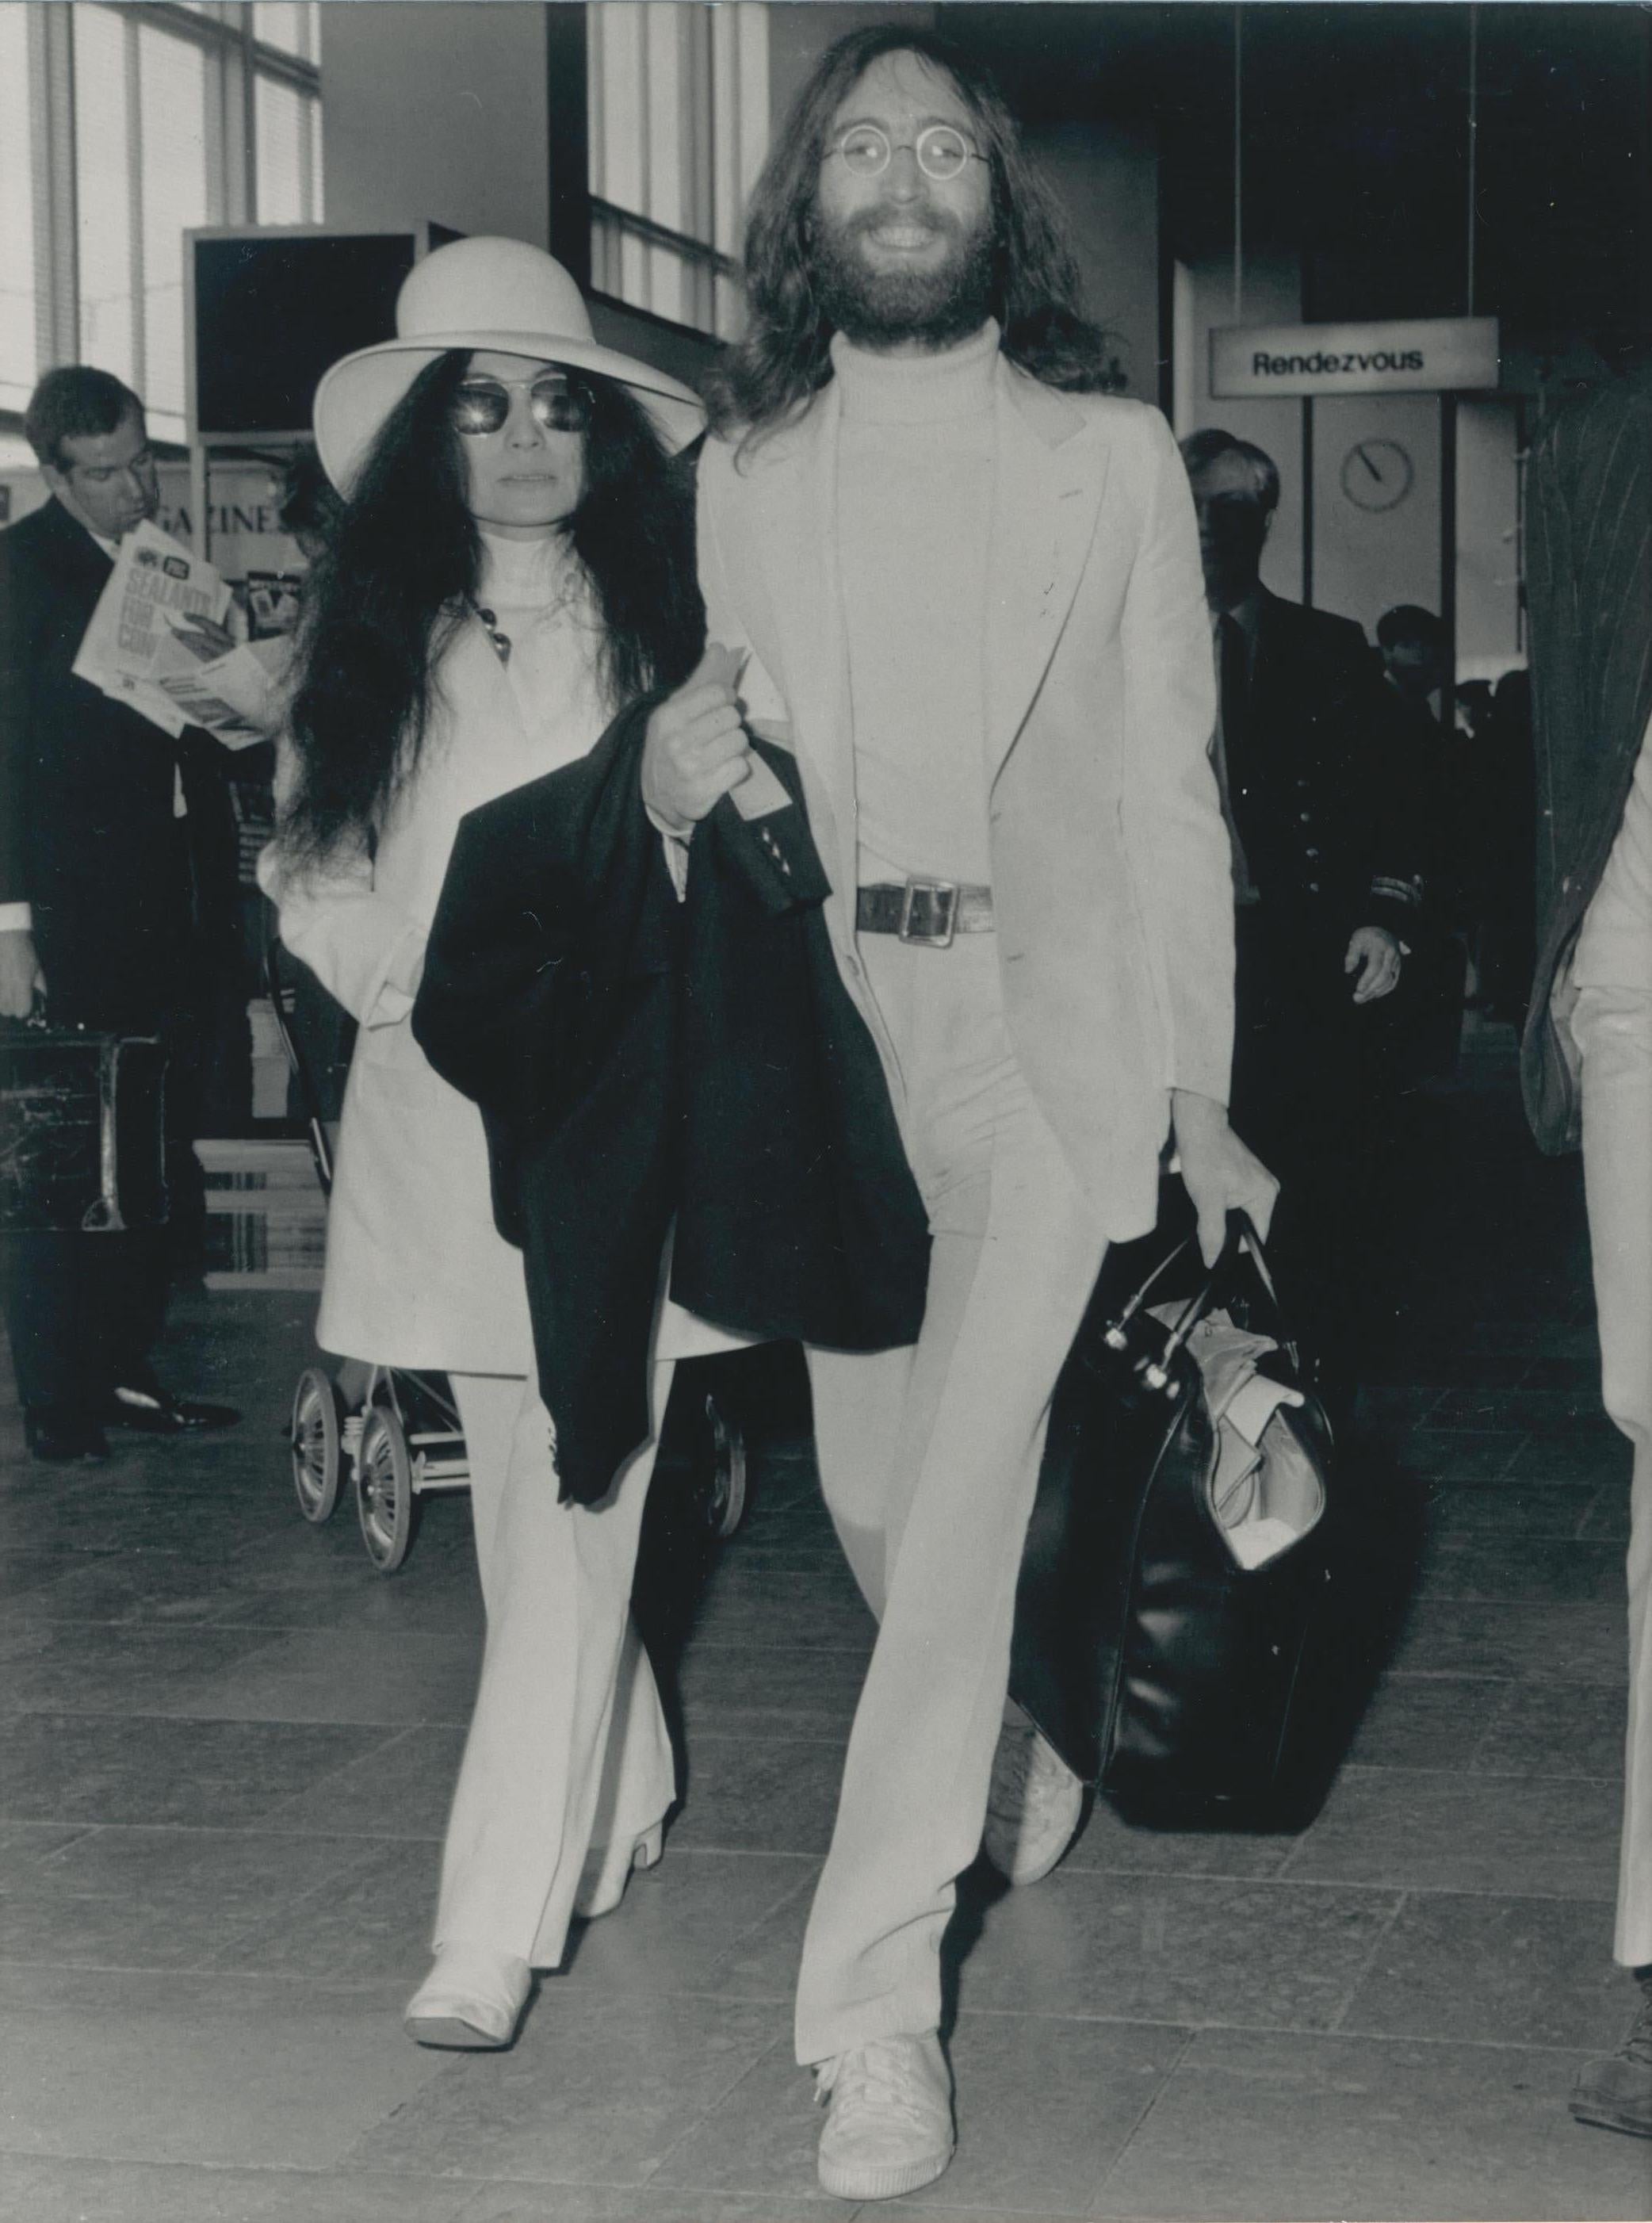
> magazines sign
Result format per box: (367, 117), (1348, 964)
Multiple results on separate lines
(1210, 316), (1499, 400)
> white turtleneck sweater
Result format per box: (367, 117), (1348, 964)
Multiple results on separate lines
(832, 320), (1000, 887)
(473, 525), (607, 767)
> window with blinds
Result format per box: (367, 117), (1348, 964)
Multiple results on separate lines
(0, 9), (40, 410)
(2, 2), (323, 442)
(588, 2), (769, 341)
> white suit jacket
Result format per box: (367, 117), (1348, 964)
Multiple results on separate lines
(697, 356), (1234, 1241)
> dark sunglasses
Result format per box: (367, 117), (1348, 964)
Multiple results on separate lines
(449, 374), (593, 438)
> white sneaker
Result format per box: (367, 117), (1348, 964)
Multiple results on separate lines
(572, 1819), (665, 1920)
(403, 1943), (530, 2049)
(815, 2031), (955, 2202)
(981, 1699), (1084, 1886)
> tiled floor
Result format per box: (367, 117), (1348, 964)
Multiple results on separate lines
(3, 1023), (1650, 2221)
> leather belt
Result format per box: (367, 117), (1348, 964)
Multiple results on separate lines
(855, 878), (994, 947)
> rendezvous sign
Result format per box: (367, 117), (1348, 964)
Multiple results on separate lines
(1210, 316), (1500, 400)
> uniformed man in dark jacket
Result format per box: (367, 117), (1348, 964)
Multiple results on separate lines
(1181, 428), (1426, 1411)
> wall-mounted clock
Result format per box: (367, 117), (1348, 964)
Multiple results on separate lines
(1340, 438), (1414, 512)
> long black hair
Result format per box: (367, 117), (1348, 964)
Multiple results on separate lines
(705, 25), (1118, 444)
(281, 350), (702, 870)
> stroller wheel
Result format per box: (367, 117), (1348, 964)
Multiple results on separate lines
(356, 1406), (416, 1573)
(702, 1395), (748, 1540)
(290, 1368), (343, 1524)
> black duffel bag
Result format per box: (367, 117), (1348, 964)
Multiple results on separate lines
(0, 1020), (169, 1234)
(1009, 1210), (1338, 1822)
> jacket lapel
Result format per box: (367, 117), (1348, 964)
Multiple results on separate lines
(749, 385), (859, 911)
(741, 358), (1113, 876)
(40, 497), (113, 606)
(985, 367), (1111, 784)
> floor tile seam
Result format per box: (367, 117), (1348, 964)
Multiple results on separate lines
(216, 1827), (396, 1946)
(252, 1724), (427, 1824)
(1467, 1654), (1609, 1769)
(684, 1731), (863, 1748)
(0, 1821), (104, 1864)
(1277, 1874), (1618, 1904)
(652, 1844), (823, 1865)
(1428, 1525), (1621, 1550)
(1086, 2023), (1199, 2215)
(633, 2030), (800, 2195)
(509, 1984), (805, 2014)
(1333, 1758), (1619, 1782)
(1325, 1885), (1411, 2033)
(0, 2152), (505, 2202)
(1574, 1488), (1612, 1542)
(683, 1870), (824, 1997)
(1412, 1448), (1593, 1475)
(678, 1640), (868, 1658)
(938, 2005), (1618, 2057)
(6, 1804), (422, 1858)
(1412, 1591), (1628, 1613)
(0, 1969), (417, 2001)
(0, 1944), (300, 1979)
(1058, 1861), (1301, 1884)
(0, 1701), (478, 1730)
(1344, 1756), (1623, 1784)
(0, 2152), (483, 2184)
(0, 1816), (445, 1842)
(684, 1640), (878, 1658)
(1083, 1860), (1611, 1894)
(1285, 1879), (1624, 1914)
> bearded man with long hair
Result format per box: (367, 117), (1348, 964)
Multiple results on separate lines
(641, 26), (1275, 2202)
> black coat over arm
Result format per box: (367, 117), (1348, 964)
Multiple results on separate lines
(412, 698), (930, 1506)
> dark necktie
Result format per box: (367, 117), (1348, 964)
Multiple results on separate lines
(1214, 611), (1260, 904)
(1218, 611), (1250, 785)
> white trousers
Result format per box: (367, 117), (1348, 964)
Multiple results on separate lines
(1570, 732), (1652, 1969)
(795, 934), (1110, 2064)
(438, 1367), (678, 1968)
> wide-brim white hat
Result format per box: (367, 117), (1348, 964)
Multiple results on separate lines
(313, 235), (705, 491)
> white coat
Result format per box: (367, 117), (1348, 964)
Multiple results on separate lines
(259, 583), (611, 1372)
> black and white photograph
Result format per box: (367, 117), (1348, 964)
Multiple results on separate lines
(0, 3), (1649, 2217)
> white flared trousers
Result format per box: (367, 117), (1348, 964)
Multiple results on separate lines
(437, 1365), (678, 1969)
(795, 933), (1110, 2065)
(1570, 737), (1652, 1970)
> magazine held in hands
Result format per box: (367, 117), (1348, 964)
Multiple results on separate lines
(71, 518), (285, 748)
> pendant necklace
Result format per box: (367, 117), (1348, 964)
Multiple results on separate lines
(470, 602), (512, 667)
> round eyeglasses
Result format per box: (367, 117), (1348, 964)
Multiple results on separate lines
(449, 375), (592, 438)
(824, 122), (985, 183)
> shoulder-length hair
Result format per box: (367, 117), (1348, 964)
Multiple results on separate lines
(705, 25), (1115, 444)
(281, 350), (703, 870)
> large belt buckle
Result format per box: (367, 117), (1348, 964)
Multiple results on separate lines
(898, 876), (959, 947)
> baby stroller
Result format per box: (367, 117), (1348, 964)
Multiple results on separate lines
(268, 939), (748, 1573)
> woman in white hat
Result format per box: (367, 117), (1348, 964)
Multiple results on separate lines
(260, 236), (712, 2048)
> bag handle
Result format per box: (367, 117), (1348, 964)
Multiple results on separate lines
(1101, 1231), (1198, 1354)
(1131, 1210), (1301, 1395)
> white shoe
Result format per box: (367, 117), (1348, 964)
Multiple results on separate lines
(815, 2031), (955, 2202)
(572, 1820), (665, 1921)
(403, 1943), (530, 2050)
(981, 1698), (1084, 1886)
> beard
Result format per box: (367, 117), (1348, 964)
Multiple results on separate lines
(811, 200), (998, 351)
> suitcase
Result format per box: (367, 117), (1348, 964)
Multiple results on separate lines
(0, 1024), (170, 1234)
(1009, 1211), (1338, 1819)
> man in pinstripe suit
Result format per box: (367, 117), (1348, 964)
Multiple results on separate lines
(1524, 360), (1652, 2140)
